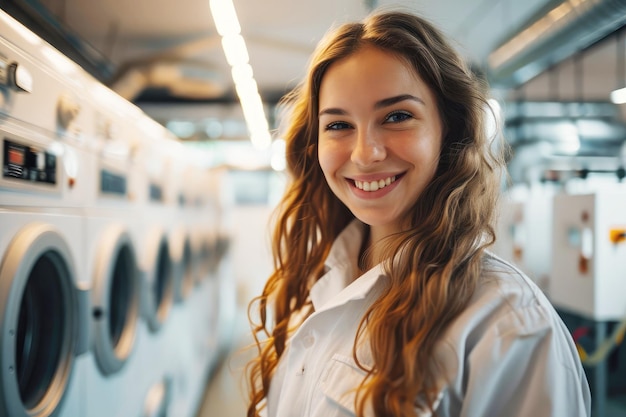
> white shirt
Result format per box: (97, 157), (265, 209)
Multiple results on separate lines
(266, 220), (591, 417)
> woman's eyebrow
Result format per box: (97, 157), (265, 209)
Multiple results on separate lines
(318, 107), (347, 117)
(318, 94), (425, 117)
(374, 94), (425, 109)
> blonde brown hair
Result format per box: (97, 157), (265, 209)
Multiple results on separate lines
(246, 9), (506, 417)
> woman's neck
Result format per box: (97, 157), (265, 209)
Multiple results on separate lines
(358, 223), (402, 273)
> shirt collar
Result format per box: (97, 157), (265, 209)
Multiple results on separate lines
(310, 220), (385, 312)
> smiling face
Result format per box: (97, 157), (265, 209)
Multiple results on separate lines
(317, 45), (443, 242)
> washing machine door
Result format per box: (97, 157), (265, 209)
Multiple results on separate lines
(0, 223), (88, 417)
(141, 228), (174, 333)
(171, 230), (194, 303)
(91, 225), (140, 376)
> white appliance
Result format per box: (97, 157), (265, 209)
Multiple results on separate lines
(161, 140), (196, 305)
(143, 137), (223, 417)
(133, 120), (177, 336)
(167, 153), (235, 417)
(129, 119), (184, 417)
(493, 182), (556, 294)
(1, 10), (236, 417)
(0, 11), (92, 417)
(80, 91), (155, 417)
(0, 211), (90, 417)
(550, 187), (626, 320)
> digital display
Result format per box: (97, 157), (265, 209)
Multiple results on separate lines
(3, 138), (56, 185)
(101, 169), (127, 196)
(8, 147), (24, 165)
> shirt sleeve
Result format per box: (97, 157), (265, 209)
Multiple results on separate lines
(458, 303), (591, 417)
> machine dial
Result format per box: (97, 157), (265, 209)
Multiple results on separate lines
(0, 56), (33, 93)
(57, 93), (81, 131)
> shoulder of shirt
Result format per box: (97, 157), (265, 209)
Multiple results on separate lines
(436, 250), (557, 359)
(479, 250), (546, 309)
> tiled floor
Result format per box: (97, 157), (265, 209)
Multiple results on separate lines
(196, 311), (252, 417)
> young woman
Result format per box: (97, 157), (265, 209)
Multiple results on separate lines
(246, 9), (591, 417)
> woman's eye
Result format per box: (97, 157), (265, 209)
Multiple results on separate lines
(385, 111), (412, 123)
(325, 121), (351, 131)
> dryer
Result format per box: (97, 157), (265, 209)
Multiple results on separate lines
(133, 119), (177, 337)
(550, 186), (626, 320)
(162, 140), (196, 305)
(161, 147), (226, 417)
(127, 117), (181, 417)
(1, 10), (92, 417)
(80, 86), (155, 417)
(493, 182), (556, 295)
(0, 210), (89, 417)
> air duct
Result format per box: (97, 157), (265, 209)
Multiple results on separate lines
(111, 60), (227, 102)
(504, 101), (626, 184)
(488, 0), (626, 87)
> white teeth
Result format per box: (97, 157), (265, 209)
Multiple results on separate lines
(354, 176), (396, 192)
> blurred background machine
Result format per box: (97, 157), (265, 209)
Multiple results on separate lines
(0, 10), (234, 417)
(494, 99), (626, 417)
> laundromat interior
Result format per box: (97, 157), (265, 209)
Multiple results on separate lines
(1, 0), (626, 416)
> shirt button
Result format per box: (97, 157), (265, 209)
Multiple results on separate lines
(303, 334), (315, 348)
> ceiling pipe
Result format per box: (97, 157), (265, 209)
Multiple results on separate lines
(487, 0), (626, 88)
(111, 59), (227, 102)
(109, 35), (226, 102)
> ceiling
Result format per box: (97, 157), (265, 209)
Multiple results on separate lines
(3, 0), (626, 136)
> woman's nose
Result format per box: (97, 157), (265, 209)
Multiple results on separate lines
(351, 128), (386, 166)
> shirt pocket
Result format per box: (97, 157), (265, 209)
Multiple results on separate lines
(319, 353), (371, 416)
(318, 354), (441, 417)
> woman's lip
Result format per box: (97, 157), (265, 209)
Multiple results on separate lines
(348, 173), (403, 198)
(348, 172), (403, 182)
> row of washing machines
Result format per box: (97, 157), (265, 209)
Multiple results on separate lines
(0, 10), (235, 417)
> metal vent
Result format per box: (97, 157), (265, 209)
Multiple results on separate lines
(488, 0), (626, 87)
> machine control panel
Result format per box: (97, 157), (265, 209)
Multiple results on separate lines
(100, 169), (127, 196)
(2, 138), (56, 185)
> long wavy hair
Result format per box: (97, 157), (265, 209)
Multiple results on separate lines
(246, 9), (506, 417)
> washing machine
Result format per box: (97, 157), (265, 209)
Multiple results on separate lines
(118, 116), (184, 417)
(78, 83), (159, 417)
(189, 165), (237, 383)
(0, 210), (89, 417)
(493, 182), (556, 295)
(127, 127), (227, 417)
(197, 165), (237, 360)
(1, 10), (95, 417)
(146, 135), (216, 417)
(168, 148), (237, 417)
(132, 119), (177, 336)
(162, 140), (197, 305)
(550, 186), (626, 321)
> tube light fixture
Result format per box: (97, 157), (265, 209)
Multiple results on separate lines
(610, 87), (626, 104)
(209, 0), (272, 150)
(209, 0), (240, 36)
(221, 34), (249, 67)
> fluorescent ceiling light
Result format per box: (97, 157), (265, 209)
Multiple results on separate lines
(610, 87), (626, 104)
(231, 64), (254, 84)
(221, 34), (250, 67)
(210, 0), (272, 151)
(209, 0), (241, 36)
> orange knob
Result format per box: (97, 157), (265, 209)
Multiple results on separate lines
(609, 228), (626, 244)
